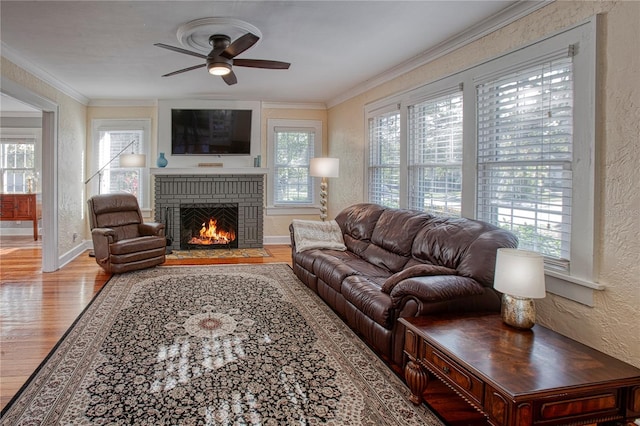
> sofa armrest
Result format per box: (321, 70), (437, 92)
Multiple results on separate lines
(389, 275), (485, 308)
(139, 222), (165, 237)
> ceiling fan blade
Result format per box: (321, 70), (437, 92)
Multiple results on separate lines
(221, 33), (260, 59)
(222, 70), (238, 86)
(161, 63), (206, 77)
(154, 43), (207, 59)
(233, 59), (291, 69)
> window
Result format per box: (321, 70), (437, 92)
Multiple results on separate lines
(267, 119), (322, 213)
(0, 131), (38, 193)
(476, 56), (573, 269)
(367, 107), (401, 208)
(90, 119), (150, 209)
(363, 19), (597, 301)
(408, 90), (463, 216)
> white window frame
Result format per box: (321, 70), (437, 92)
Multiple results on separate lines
(365, 103), (403, 209)
(364, 17), (601, 305)
(0, 128), (41, 194)
(407, 87), (464, 217)
(266, 119), (322, 215)
(90, 119), (151, 210)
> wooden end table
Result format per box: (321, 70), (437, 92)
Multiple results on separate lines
(399, 313), (640, 426)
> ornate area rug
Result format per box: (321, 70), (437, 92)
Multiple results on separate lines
(1, 264), (442, 425)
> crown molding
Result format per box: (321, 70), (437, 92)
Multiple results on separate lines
(88, 99), (158, 107)
(326, 0), (552, 109)
(0, 111), (43, 118)
(1, 42), (90, 106)
(261, 101), (326, 110)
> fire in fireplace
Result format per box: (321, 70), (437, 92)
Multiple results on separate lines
(188, 218), (236, 246)
(180, 204), (239, 249)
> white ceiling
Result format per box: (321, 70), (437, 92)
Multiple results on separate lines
(0, 1), (545, 108)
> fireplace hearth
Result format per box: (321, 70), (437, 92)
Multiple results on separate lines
(181, 204), (238, 249)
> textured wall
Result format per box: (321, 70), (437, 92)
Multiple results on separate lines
(1, 58), (87, 260)
(328, 1), (640, 366)
(535, 1), (640, 367)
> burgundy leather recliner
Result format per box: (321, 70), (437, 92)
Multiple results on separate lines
(87, 193), (166, 273)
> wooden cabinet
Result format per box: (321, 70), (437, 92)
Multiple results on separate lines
(400, 313), (640, 426)
(0, 193), (41, 240)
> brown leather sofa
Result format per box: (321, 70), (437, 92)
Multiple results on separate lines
(87, 193), (166, 273)
(290, 203), (518, 367)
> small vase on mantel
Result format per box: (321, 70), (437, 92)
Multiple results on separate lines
(157, 152), (168, 168)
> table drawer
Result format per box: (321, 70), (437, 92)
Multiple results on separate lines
(484, 384), (626, 426)
(422, 341), (484, 405)
(538, 388), (624, 423)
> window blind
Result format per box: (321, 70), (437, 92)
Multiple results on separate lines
(368, 109), (401, 208)
(408, 90), (463, 216)
(476, 56), (573, 267)
(273, 128), (314, 205)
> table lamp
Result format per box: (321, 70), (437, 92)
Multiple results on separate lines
(309, 157), (339, 221)
(493, 248), (546, 329)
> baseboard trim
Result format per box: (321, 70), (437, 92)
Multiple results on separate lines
(264, 235), (290, 245)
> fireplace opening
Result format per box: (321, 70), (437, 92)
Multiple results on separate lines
(180, 204), (238, 249)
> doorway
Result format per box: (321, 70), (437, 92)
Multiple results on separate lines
(1, 81), (59, 272)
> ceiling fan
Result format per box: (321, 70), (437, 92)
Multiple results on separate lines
(154, 33), (290, 85)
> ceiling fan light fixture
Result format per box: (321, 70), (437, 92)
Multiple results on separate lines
(208, 62), (231, 76)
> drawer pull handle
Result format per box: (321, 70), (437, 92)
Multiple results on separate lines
(443, 366), (451, 374)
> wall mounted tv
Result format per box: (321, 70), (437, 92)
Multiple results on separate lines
(171, 109), (252, 155)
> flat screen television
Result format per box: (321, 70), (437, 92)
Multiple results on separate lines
(171, 109), (252, 155)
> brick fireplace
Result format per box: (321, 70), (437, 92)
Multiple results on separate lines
(153, 171), (264, 250)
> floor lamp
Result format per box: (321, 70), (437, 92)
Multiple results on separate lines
(84, 139), (146, 188)
(310, 157), (339, 221)
(84, 139), (146, 256)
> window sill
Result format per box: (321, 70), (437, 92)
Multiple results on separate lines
(544, 270), (605, 307)
(266, 206), (319, 216)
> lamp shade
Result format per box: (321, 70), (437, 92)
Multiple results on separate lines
(310, 157), (339, 178)
(493, 248), (546, 299)
(119, 153), (146, 168)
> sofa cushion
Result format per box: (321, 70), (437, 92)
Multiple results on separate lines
(371, 209), (432, 256)
(357, 209), (431, 273)
(312, 252), (360, 292)
(342, 275), (394, 329)
(335, 203), (385, 243)
(411, 217), (484, 270)
(312, 251), (391, 293)
(411, 217), (518, 286)
(457, 229), (519, 286)
(381, 264), (458, 294)
(292, 219), (347, 252)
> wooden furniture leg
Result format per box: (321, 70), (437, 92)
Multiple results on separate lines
(404, 358), (428, 405)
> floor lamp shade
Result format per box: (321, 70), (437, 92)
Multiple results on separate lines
(119, 153), (146, 168)
(310, 158), (339, 178)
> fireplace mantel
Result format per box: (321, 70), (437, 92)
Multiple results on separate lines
(151, 168), (267, 175)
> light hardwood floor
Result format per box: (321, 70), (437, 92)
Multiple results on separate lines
(0, 236), (292, 410)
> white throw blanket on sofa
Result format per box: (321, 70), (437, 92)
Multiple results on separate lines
(292, 219), (347, 253)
